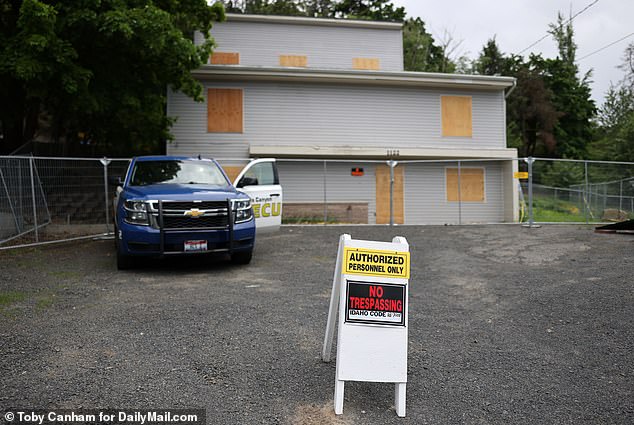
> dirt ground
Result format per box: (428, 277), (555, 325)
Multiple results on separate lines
(1, 225), (632, 424)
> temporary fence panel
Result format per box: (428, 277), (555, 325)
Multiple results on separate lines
(0, 157), (50, 243)
(276, 160), (379, 224)
(0, 156), (129, 247)
(403, 160), (508, 225)
(528, 158), (634, 224)
(2, 155), (633, 249)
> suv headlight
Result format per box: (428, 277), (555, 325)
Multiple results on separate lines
(232, 199), (253, 224)
(124, 200), (149, 225)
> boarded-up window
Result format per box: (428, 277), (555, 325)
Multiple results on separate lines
(210, 52), (240, 65)
(279, 55), (307, 67)
(446, 167), (485, 202)
(353, 57), (380, 70)
(207, 89), (243, 133)
(441, 96), (472, 137)
(221, 165), (244, 183)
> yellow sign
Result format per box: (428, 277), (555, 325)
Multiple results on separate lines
(514, 171), (529, 179)
(343, 247), (410, 279)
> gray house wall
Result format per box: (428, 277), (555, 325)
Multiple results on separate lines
(276, 161), (377, 224)
(403, 161), (506, 224)
(198, 19), (403, 71)
(166, 81), (507, 159)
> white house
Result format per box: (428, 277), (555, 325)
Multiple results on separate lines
(166, 14), (519, 224)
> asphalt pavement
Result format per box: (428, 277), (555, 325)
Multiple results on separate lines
(1, 225), (632, 424)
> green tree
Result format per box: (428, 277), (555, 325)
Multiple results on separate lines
(0, 0), (224, 155)
(506, 55), (562, 157)
(589, 42), (634, 163)
(334, 0), (404, 21)
(543, 13), (596, 159)
(474, 39), (561, 157)
(474, 37), (507, 76)
(402, 18), (447, 72)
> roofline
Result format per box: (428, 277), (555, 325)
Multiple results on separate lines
(225, 13), (403, 30)
(192, 66), (516, 90)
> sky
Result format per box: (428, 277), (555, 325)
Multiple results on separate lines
(391, 0), (634, 106)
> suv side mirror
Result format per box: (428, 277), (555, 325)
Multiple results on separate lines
(237, 176), (258, 188)
(108, 176), (123, 186)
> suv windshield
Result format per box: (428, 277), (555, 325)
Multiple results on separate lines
(130, 160), (228, 186)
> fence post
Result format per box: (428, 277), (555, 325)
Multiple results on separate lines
(526, 157), (534, 227)
(100, 157), (112, 233)
(584, 161), (589, 224)
(389, 160), (393, 226)
(29, 156), (39, 242)
(322, 160), (328, 224)
(619, 180), (623, 218)
(0, 165), (21, 234)
(457, 161), (462, 225)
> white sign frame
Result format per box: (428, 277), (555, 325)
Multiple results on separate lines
(322, 234), (410, 417)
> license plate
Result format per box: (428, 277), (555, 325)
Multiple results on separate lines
(184, 240), (207, 252)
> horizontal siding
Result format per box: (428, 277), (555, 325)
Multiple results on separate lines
(199, 21), (403, 71)
(167, 82), (506, 155)
(403, 162), (506, 224)
(276, 161), (377, 224)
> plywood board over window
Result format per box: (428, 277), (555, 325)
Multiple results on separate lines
(353, 57), (380, 70)
(446, 167), (485, 202)
(221, 165), (244, 184)
(210, 52), (240, 65)
(207, 89), (243, 133)
(441, 95), (473, 137)
(279, 55), (307, 67)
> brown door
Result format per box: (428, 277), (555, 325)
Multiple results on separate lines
(375, 164), (404, 224)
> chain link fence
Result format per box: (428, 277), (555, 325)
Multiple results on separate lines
(523, 158), (634, 225)
(0, 156), (129, 248)
(1, 156), (632, 249)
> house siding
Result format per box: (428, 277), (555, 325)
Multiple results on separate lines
(198, 20), (403, 71)
(167, 81), (507, 158)
(276, 161), (377, 224)
(403, 161), (506, 224)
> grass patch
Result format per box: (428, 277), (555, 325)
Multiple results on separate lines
(0, 290), (28, 318)
(0, 290), (27, 306)
(36, 295), (55, 310)
(48, 270), (81, 280)
(283, 216), (339, 224)
(530, 196), (588, 222)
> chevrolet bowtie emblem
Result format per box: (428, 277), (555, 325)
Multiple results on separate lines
(184, 208), (204, 218)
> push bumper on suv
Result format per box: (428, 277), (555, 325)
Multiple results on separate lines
(118, 199), (255, 256)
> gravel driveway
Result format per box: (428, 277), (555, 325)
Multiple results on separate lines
(1, 225), (632, 424)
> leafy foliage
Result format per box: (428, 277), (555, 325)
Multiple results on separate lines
(474, 14), (596, 161)
(0, 0), (224, 155)
(402, 18), (449, 72)
(589, 42), (634, 164)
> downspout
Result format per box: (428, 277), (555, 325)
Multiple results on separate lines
(504, 78), (517, 98)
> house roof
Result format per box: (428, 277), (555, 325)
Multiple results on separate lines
(192, 65), (516, 91)
(225, 13), (403, 30)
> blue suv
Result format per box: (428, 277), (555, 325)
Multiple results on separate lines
(113, 156), (255, 269)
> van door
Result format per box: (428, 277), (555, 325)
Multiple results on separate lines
(234, 159), (282, 233)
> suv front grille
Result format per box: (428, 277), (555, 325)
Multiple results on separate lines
(150, 200), (231, 230)
(152, 201), (228, 211)
(160, 215), (229, 229)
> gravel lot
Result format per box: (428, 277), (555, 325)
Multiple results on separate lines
(1, 225), (633, 424)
